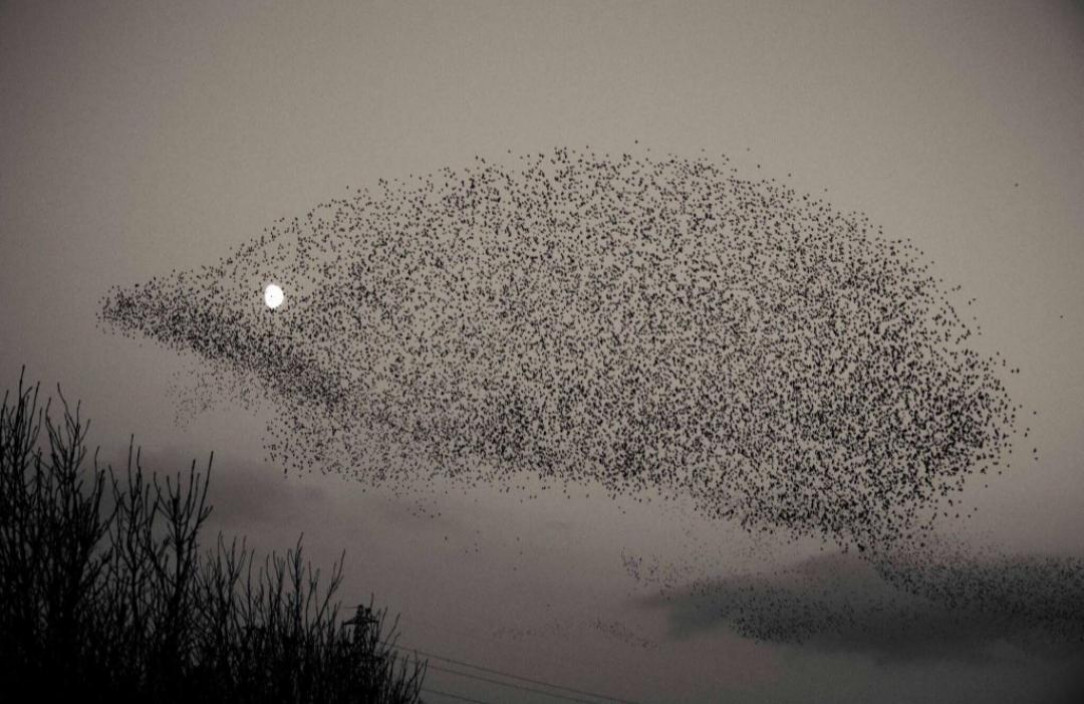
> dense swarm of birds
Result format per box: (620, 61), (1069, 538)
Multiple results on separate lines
(99, 146), (1025, 553)
(871, 542), (1084, 646)
(641, 543), (1084, 655)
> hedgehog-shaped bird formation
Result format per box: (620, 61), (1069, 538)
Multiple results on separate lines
(99, 147), (1024, 553)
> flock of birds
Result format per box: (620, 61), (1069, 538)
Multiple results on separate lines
(628, 533), (1084, 654)
(98, 145), (1084, 661)
(99, 146), (1028, 555)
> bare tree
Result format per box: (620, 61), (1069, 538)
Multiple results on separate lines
(0, 367), (426, 703)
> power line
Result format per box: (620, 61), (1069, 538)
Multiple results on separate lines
(396, 611), (675, 694)
(422, 686), (494, 704)
(387, 641), (644, 704)
(426, 662), (607, 704)
(398, 612), (648, 672)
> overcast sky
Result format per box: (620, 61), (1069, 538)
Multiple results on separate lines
(3, 2), (1084, 702)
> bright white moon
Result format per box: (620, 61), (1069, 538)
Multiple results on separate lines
(264, 284), (284, 309)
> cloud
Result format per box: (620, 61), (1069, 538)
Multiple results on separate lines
(92, 443), (332, 533)
(642, 548), (1084, 665)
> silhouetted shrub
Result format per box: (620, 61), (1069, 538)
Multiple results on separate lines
(0, 368), (426, 703)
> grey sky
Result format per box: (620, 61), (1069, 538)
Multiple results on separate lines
(3, 2), (1084, 702)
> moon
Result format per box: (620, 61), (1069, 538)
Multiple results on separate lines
(264, 283), (284, 309)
